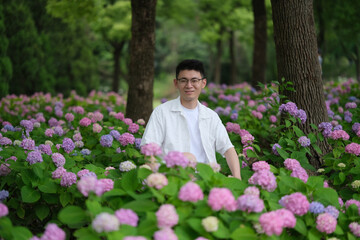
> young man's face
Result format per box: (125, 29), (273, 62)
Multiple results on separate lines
(174, 70), (207, 107)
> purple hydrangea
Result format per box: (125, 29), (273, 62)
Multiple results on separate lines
(60, 172), (77, 187)
(39, 144), (52, 155)
(164, 151), (189, 168)
(52, 153), (66, 167)
(272, 143), (281, 155)
(62, 138), (75, 153)
(324, 205), (339, 219)
(21, 138), (35, 150)
(20, 120), (34, 132)
(298, 136), (310, 147)
(26, 151), (43, 165)
(118, 133), (135, 146)
(110, 130), (121, 140)
(0, 190), (9, 201)
(100, 134), (113, 147)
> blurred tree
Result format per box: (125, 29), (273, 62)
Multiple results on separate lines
(3, 0), (54, 95)
(251, 0), (267, 90)
(0, 4), (12, 98)
(126, 0), (157, 123)
(271, 0), (331, 168)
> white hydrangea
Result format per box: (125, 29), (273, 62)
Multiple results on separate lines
(351, 180), (360, 189)
(119, 161), (136, 172)
(337, 163), (346, 168)
(92, 213), (119, 233)
(202, 216), (219, 232)
(317, 168), (325, 173)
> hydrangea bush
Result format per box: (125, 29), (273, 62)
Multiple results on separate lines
(0, 79), (359, 239)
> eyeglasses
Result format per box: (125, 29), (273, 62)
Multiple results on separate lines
(177, 78), (204, 85)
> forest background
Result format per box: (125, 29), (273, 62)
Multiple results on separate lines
(1, 0), (359, 105)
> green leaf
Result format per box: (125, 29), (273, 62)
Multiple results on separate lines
(35, 205), (50, 221)
(293, 126), (305, 137)
(161, 181), (178, 197)
(230, 226), (257, 240)
(213, 220), (230, 239)
(60, 192), (72, 207)
(32, 164), (44, 179)
(306, 176), (324, 190)
(339, 172), (346, 183)
(277, 148), (289, 159)
(307, 227), (322, 240)
(222, 177), (247, 192)
(334, 224), (344, 235)
(21, 186), (41, 203)
(11, 226), (33, 240)
(196, 163), (214, 181)
(86, 200), (103, 216)
(285, 120), (291, 128)
(74, 228), (101, 240)
(246, 149), (257, 158)
(312, 144), (323, 155)
(38, 181), (58, 194)
(137, 167), (152, 179)
(121, 170), (139, 192)
(58, 206), (88, 226)
(122, 200), (158, 212)
(0, 218), (13, 240)
(17, 207), (25, 219)
(312, 188), (339, 208)
(187, 218), (210, 237)
(294, 218), (307, 236)
(103, 189), (127, 198)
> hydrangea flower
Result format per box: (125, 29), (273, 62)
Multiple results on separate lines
(272, 143), (281, 155)
(119, 161), (136, 172)
(345, 143), (360, 156)
(298, 136), (310, 147)
(164, 151), (189, 168)
(60, 172), (77, 187)
(349, 222), (360, 237)
(156, 204), (179, 228)
(252, 161), (270, 172)
(100, 134), (113, 147)
(201, 216), (219, 232)
(208, 188), (237, 211)
(52, 153), (66, 167)
(324, 205), (339, 219)
(79, 117), (92, 127)
(141, 143), (162, 156)
(309, 201), (325, 214)
(92, 213), (120, 233)
(153, 228), (178, 240)
(178, 182), (204, 202)
(26, 150), (43, 165)
(279, 192), (309, 216)
(62, 138), (75, 153)
(316, 213), (337, 234)
(237, 194), (264, 213)
(115, 208), (139, 227)
(118, 133), (135, 146)
(0, 203), (9, 217)
(147, 173), (168, 190)
(42, 223), (66, 240)
(248, 170), (277, 192)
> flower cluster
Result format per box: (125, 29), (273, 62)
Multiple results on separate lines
(248, 161), (277, 192)
(297, 136), (310, 147)
(279, 102), (307, 123)
(164, 151), (189, 168)
(207, 187), (236, 211)
(118, 133), (135, 146)
(147, 173), (168, 189)
(259, 209), (296, 236)
(279, 192), (309, 216)
(77, 175), (114, 196)
(119, 161), (137, 172)
(156, 204), (179, 228)
(284, 158), (308, 183)
(141, 142), (162, 156)
(178, 181), (204, 202)
(316, 213), (337, 234)
(345, 142), (360, 156)
(92, 213), (120, 233)
(115, 208), (139, 227)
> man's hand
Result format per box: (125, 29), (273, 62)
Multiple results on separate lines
(224, 147), (242, 180)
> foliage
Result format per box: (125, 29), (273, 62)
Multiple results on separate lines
(0, 78), (359, 239)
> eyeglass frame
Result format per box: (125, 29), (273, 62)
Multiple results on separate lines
(176, 77), (206, 85)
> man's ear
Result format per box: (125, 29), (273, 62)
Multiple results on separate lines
(202, 78), (207, 88)
(173, 78), (178, 88)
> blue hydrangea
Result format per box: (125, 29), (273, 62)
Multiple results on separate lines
(100, 134), (113, 147)
(4, 125), (15, 131)
(0, 190), (9, 201)
(135, 138), (142, 149)
(309, 201), (325, 214)
(80, 149), (91, 156)
(324, 205), (339, 219)
(333, 125), (343, 131)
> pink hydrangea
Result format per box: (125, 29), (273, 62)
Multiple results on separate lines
(244, 186), (260, 197)
(95, 179), (114, 196)
(290, 168), (308, 183)
(237, 194), (264, 213)
(0, 203), (9, 217)
(118, 133), (135, 146)
(45, 128), (55, 137)
(275, 209), (296, 228)
(241, 134), (255, 145)
(156, 204), (179, 228)
(257, 104), (266, 112)
(65, 113), (74, 122)
(349, 222), (360, 237)
(178, 182), (204, 202)
(77, 176), (98, 197)
(0, 163), (11, 176)
(248, 170), (277, 192)
(252, 161), (270, 172)
(147, 173), (168, 189)
(60, 172), (77, 187)
(345, 143), (360, 156)
(153, 228), (178, 240)
(114, 112), (124, 120)
(164, 151), (189, 168)
(115, 208), (139, 227)
(41, 223), (66, 240)
(330, 130), (350, 140)
(259, 211), (284, 236)
(316, 213), (337, 234)
(345, 199), (360, 215)
(79, 117), (92, 127)
(279, 192), (309, 216)
(21, 138), (35, 150)
(345, 102), (357, 109)
(123, 237), (147, 240)
(93, 123), (103, 133)
(226, 122), (241, 134)
(269, 115), (277, 123)
(284, 158), (301, 171)
(208, 188), (237, 212)
(128, 123), (139, 133)
(52, 167), (66, 179)
(141, 143), (162, 156)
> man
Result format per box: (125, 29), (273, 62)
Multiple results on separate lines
(141, 59), (241, 179)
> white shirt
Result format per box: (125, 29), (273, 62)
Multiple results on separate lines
(140, 97), (234, 163)
(181, 104), (207, 163)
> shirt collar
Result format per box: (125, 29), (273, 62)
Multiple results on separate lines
(171, 96), (211, 119)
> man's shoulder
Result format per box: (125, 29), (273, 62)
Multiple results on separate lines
(199, 102), (220, 118)
(153, 98), (179, 113)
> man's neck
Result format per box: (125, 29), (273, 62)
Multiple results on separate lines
(180, 99), (198, 109)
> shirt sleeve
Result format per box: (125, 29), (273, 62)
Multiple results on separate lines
(214, 116), (234, 155)
(140, 107), (165, 147)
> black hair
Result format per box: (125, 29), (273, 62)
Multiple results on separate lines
(176, 59), (205, 79)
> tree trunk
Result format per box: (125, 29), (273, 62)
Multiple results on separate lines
(112, 41), (125, 93)
(355, 45), (360, 83)
(271, 0), (331, 168)
(125, 0), (157, 123)
(229, 30), (237, 85)
(213, 31), (223, 84)
(251, 0), (267, 90)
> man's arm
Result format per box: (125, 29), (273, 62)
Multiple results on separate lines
(224, 147), (241, 180)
